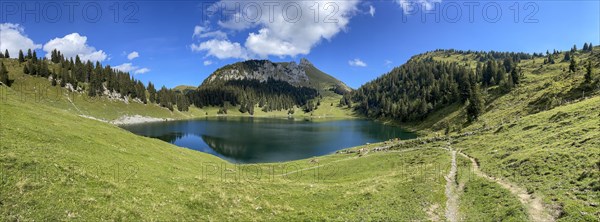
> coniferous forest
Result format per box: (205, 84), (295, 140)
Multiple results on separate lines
(0, 49), (192, 112)
(189, 78), (319, 114)
(342, 50), (546, 122)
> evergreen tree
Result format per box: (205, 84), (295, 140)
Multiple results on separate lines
(18, 50), (25, 63)
(147, 82), (157, 103)
(0, 62), (9, 86)
(23, 64), (30, 74)
(0, 51), (4, 58)
(569, 57), (577, 72)
(466, 84), (484, 121)
(32, 51), (37, 63)
(583, 43), (589, 51)
(27, 49), (32, 59)
(585, 60), (593, 83)
(60, 68), (68, 87)
(546, 53), (555, 64)
(4, 49), (9, 58)
(510, 67), (520, 85)
(563, 52), (571, 61)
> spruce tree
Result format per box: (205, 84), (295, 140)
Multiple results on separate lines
(563, 52), (571, 61)
(510, 67), (520, 85)
(569, 57), (577, 72)
(0, 62), (10, 87)
(23, 64), (30, 74)
(466, 84), (484, 122)
(4, 49), (9, 58)
(27, 49), (32, 59)
(18, 50), (25, 63)
(585, 60), (593, 83)
(32, 51), (37, 63)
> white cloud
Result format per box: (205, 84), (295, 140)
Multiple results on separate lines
(134, 68), (150, 74)
(193, 25), (228, 40)
(369, 5), (376, 17)
(203, 60), (213, 66)
(395, 0), (442, 14)
(127, 51), (139, 60)
(114, 63), (137, 72)
(194, 0), (360, 59)
(191, 39), (248, 60)
(114, 63), (150, 74)
(43, 33), (107, 62)
(349, 58), (367, 67)
(384, 59), (393, 66)
(0, 23), (42, 58)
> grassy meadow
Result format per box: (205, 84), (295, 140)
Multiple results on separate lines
(1, 46), (600, 220)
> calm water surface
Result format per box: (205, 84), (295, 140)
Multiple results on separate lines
(121, 117), (416, 163)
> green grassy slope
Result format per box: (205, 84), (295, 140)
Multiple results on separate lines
(2, 46), (599, 220)
(455, 96), (600, 221)
(0, 58), (355, 121)
(0, 89), (453, 220)
(303, 62), (353, 95)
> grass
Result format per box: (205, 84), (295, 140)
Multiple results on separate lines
(1, 82), (450, 220)
(0, 58), (355, 122)
(456, 154), (529, 221)
(2, 46), (599, 220)
(454, 96), (600, 221)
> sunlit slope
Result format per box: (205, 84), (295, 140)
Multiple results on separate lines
(1, 84), (450, 220)
(455, 96), (600, 221)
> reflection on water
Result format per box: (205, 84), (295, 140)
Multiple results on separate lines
(121, 117), (416, 163)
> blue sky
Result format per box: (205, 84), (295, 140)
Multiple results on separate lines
(1, 0), (598, 89)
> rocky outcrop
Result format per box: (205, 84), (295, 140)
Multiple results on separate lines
(205, 60), (310, 86)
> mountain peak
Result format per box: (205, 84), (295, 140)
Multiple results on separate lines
(299, 58), (313, 67)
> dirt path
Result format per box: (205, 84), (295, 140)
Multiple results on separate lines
(444, 149), (459, 222)
(457, 151), (555, 222)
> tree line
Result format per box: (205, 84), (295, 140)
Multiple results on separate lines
(342, 43), (596, 122)
(0, 49), (191, 112)
(189, 78), (319, 115)
(342, 50), (528, 122)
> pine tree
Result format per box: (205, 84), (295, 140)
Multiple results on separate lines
(585, 60), (593, 83)
(569, 57), (577, 72)
(510, 67), (520, 85)
(0, 62), (10, 86)
(4, 49), (9, 58)
(18, 50), (25, 63)
(27, 49), (32, 59)
(23, 64), (30, 74)
(466, 84), (484, 122)
(563, 52), (571, 61)
(583, 43), (589, 51)
(32, 51), (37, 63)
(547, 53), (555, 64)
(147, 82), (157, 103)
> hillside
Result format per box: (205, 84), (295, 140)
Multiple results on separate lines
(201, 58), (351, 94)
(1, 45), (599, 220)
(342, 45), (600, 220)
(190, 58), (352, 115)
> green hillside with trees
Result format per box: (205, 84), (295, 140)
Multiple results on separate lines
(1, 43), (598, 221)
